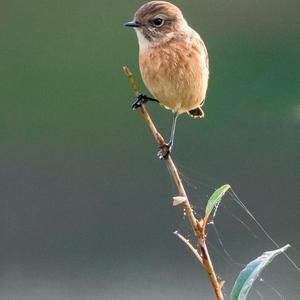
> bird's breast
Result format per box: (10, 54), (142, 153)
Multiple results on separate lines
(139, 36), (209, 114)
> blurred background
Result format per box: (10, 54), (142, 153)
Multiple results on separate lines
(0, 0), (299, 299)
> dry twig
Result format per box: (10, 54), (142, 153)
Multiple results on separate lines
(123, 66), (224, 300)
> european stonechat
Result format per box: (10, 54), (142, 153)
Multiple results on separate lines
(125, 1), (209, 159)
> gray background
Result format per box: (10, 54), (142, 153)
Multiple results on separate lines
(0, 0), (299, 299)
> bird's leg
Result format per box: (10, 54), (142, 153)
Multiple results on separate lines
(132, 94), (159, 110)
(158, 113), (178, 160)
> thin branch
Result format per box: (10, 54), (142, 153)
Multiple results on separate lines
(174, 231), (203, 264)
(123, 66), (224, 300)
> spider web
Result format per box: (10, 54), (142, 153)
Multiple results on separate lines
(171, 164), (299, 300)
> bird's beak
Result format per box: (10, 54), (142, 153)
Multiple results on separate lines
(124, 21), (141, 28)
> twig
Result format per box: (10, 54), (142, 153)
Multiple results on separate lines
(174, 231), (203, 264)
(123, 66), (224, 300)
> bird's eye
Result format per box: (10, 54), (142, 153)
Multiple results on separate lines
(152, 18), (164, 27)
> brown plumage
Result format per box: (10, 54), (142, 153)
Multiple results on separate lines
(139, 33), (208, 115)
(125, 1), (209, 158)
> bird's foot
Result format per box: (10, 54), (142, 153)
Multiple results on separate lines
(131, 94), (159, 110)
(132, 94), (146, 110)
(157, 141), (173, 160)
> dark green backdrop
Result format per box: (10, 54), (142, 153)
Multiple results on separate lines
(0, 0), (299, 299)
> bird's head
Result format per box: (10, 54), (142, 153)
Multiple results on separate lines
(125, 1), (188, 48)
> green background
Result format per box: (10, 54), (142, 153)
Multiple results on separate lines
(0, 0), (299, 299)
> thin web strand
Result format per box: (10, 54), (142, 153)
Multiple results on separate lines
(230, 212), (259, 239)
(259, 278), (285, 300)
(229, 188), (300, 272)
(253, 288), (265, 300)
(210, 223), (236, 264)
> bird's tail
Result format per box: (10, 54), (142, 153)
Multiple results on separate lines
(188, 107), (205, 118)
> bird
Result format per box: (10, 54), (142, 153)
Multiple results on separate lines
(125, 1), (209, 159)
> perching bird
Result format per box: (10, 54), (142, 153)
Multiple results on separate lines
(125, 1), (209, 159)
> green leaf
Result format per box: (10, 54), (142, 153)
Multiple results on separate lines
(205, 184), (230, 219)
(231, 244), (290, 300)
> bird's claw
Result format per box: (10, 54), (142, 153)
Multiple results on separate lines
(131, 94), (159, 110)
(132, 94), (147, 110)
(157, 142), (172, 160)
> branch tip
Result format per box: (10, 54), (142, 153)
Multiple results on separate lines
(122, 66), (130, 75)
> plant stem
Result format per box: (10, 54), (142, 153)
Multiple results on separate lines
(123, 66), (224, 300)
